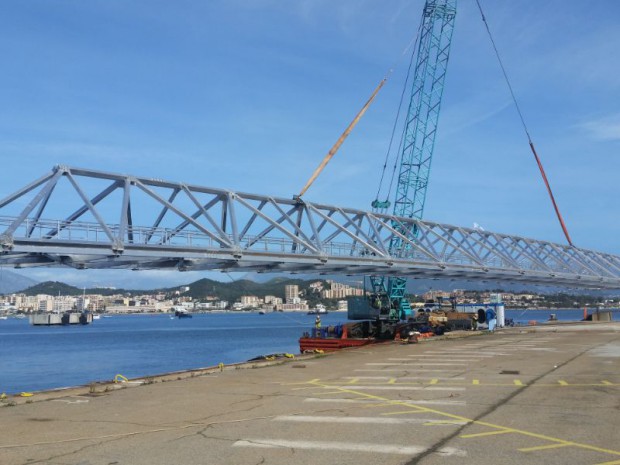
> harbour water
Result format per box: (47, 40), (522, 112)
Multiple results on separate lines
(0, 309), (613, 395)
(0, 312), (344, 394)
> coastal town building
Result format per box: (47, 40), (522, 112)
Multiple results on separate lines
(264, 295), (283, 305)
(320, 280), (364, 299)
(2, 281), (613, 315)
(285, 285), (299, 303)
(240, 295), (262, 307)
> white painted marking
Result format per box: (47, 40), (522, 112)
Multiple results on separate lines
(501, 343), (542, 345)
(274, 415), (467, 426)
(590, 343), (620, 357)
(233, 439), (466, 456)
(391, 358), (477, 362)
(342, 376), (465, 381)
(366, 362), (467, 366)
(303, 397), (467, 406)
(51, 398), (89, 404)
(332, 385), (466, 391)
(416, 353), (502, 357)
(304, 398), (387, 404)
(354, 369), (464, 373)
(405, 399), (467, 405)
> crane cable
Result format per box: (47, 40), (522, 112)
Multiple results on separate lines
(375, 22), (424, 209)
(475, 0), (573, 247)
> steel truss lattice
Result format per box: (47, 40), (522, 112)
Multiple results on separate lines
(1, 166), (619, 289)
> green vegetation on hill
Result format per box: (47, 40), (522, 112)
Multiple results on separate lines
(17, 277), (334, 304)
(178, 278), (327, 303)
(20, 281), (83, 296)
(20, 282), (134, 297)
(14, 279), (617, 310)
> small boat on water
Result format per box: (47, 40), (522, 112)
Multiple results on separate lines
(172, 306), (193, 318)
(307, 304), (328, 315)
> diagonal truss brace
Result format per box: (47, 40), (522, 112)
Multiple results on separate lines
(1, 166), (619, 289)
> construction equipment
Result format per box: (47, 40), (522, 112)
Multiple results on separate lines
(364, 0), (457, 321)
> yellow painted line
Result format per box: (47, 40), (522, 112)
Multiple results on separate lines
(303, 379), (620, 460)
(602, 380), (613, 385)
(429, 378), (439, 385)
(346, 378), (359, 384)
(388, 378), (397, 384)
(519, 443), (573, 452)
(460, 430), (513, 439)
(514, 379), (524, 386)
(472, 379), (480, 385)
(558, 380), (568, 386)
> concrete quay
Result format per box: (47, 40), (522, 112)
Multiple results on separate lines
(1, 322), (619, 465)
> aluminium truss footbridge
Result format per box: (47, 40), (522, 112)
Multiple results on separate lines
(1, 166), (620, 289)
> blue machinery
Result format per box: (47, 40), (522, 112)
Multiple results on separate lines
(371, 0), (457, 319)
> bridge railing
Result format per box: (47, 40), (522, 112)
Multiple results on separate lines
(2, 166), (620, 289)
(0, 214), (606, 276)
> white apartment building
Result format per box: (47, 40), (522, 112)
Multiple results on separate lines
(285, 285), (299, 303)
(240, 295), (262, 307)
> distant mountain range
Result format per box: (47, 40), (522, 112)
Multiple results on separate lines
(14, 277), (331, 303)
(240, 271), (565, 294)
(5, 271), (616, 299)
(0, 270), (38, 294)
(16, 281), (134, 297)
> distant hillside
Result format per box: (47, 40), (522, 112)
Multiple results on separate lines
(20, 281), (138, 297)
(180, 277), (327, 302)
(19, 281), (82, 296)
(0, 270), (38, 294)
(13, 276), (616, 300)
(17, 277), (335, 302)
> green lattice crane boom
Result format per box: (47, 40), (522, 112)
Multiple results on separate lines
(371, 0), (456, 320)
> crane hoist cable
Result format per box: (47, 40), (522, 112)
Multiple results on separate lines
(475, 0), (574, 247)
(374, 21), (424, 210)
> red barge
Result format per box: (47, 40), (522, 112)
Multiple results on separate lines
(299, 323), (381, 352)
(298, 298), (477, 353)
(298, 319), (423, 353)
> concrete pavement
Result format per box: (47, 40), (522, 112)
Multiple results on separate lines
(1, 322), (619, 465)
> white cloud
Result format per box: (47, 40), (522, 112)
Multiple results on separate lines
(579, 114), (620, 141)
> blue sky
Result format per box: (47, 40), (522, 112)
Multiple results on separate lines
(1, 0), (619, 289)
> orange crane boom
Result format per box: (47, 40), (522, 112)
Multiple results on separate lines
(298, 78), (387, 198)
